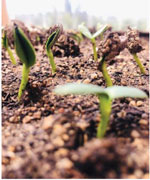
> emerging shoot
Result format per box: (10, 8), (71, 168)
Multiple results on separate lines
(98, 32), (127, 87)
(78, 23), (109, 61)
(126, 27), (145, 74)
(45, 26), (62, 74)
(54, 83), (147, 138)
(14, 24), (36, 101)
(2, 30), (16, 65)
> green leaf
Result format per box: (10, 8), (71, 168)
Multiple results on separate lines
(105, 86), (148, 100)
(54, 83), (148, 100)
(14, 25), (36, 68)
(2, 31), (8, 49)
(92, 25), (109, 39)
(54, 83), (104, 95)
(46, 28), (60, 51)
(78, 23), (92, 39)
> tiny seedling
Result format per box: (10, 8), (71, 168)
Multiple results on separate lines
(45, 28), (61, 74)
(78, 23), (109, 61)
(14, 24), (36, 101)
(54, 83), (147, 138)
(2, 30), (16, 65)
(68, 31), (83, 45)
(126, 27), (146, 74)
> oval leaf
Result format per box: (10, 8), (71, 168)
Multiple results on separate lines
(92, 25), (109, 39)
(54, 83), (104, 95)
(46, 28), (60, 51)
(105, 86), (148, 100)
(14, 25), (36, 67)
(78, 23), (92, 39)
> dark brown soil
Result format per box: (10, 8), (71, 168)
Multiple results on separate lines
(2, 26), (149, 179)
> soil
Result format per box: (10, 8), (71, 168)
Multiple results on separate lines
(2, 24), (149, 179)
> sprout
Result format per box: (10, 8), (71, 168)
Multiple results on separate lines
(2, 30), (16, 65)
(78, 23), (110, 61)
(14, 24), (36, 101)
(54, 83), (147, 138)
(126, 27), (145, 74)
(68, 31), (83, 45)
(98, 32), (127, 87)
(45, 26), (62, 74)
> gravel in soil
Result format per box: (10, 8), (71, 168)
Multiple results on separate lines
(2, 26), (149, 179)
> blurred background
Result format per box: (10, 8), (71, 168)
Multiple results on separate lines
(5, 0), (149, 31)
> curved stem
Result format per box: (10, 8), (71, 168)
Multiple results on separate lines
(18, 64), (30, 101)
(101, 57), (112, 87)
(132, 53), (145, 74)
(91, 38), (98, 61)
(97, 95), (112, 138)
(7, 46), (16, 65)
(47, 49), (56, 74)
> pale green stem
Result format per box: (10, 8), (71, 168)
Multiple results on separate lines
(47, 49), (56, 74)
(100, 33), (103, 40)
(91, 38), (98, 61)
(132, 53), (145, 74)
(7, 47), (16, 65)
(101, 57), (113, 87)
(18, 64), (30, 101)
(97, 95), (112, 138)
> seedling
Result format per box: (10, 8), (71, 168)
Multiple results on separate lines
(98, 32), (127, 87)
(54, 83), (147, 138)
(2, 30), (16, 65)
(78, 23), (109, 61)
(45, 27), (61, 74)
(68, 31), (83, 45)
(14, 24), (36, 101)
(126, 27), (146, 74)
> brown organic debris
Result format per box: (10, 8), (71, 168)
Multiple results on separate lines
(126, 27), (143, 54)
(98, 32), (127, 61)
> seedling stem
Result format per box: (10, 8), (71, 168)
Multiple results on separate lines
(101, 57), (113, 87)
(18, 64), (30, 100)
(97, 94), (112, 138)
(47, 49), (56, 74)
(91, 38), (98, 61)
(132, 53), (145, 74)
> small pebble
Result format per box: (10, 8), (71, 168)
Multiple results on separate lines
(131, 130), (140, 138)
(33, 111), (41, 119)
(56, 158), (73, 169)
(82, 78), (90, 84)
(137, 101), (143, 107)
(52, 137), (64, 147)
(129, 100), (136, 106)
(139, 119), (148, 126)
(42, 115), (55, 130)
(22, 116), (33, 123)
(90, 73), (97, 79)
(142, 113), (148, 119)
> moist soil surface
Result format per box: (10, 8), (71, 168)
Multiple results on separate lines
(2, 27), (149, 179)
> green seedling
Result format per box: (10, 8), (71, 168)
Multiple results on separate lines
(45, 28), (61, 74)
(69, 32), (83, 45)
(14, 24), (36, 101)
(78, 23), (109, 60)
(2, 30), (16, 65)
(54, 83), (147, 138)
